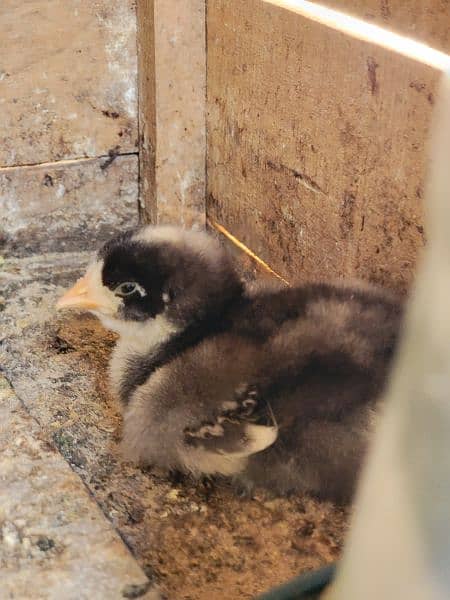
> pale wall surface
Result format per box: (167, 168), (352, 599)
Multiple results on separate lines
(0, 0), (137, 167)
(0, 0), (139, 254)
(1, 156), (138, 256)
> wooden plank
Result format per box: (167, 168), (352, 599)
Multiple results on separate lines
(317, 0), (450, 54)
(0, 1), (137, 167)
(137, 0), (157, 222)
(207, 0), (439, 293)
(0, 156), (138, 257)
(137, 0), (206, 227)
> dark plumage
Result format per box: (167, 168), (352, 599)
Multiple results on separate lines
(57, 225), (402, 503)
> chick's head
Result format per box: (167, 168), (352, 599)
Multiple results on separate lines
(56, 225), (243, 333)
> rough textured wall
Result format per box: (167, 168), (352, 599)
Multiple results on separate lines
(0, 1), (138, 255)
(1, 157), (138, 256)
(207, 0), (442, 294)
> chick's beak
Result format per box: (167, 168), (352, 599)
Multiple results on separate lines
(56, 266), (119, 314)
(56, 273), (97, 310)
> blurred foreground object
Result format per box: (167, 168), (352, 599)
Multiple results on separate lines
(326, 67), (450, 600)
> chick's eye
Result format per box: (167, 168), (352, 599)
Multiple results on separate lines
(114, 282), (138, 297)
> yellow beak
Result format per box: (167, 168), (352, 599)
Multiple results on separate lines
(56, 266), (119, 314)
(56, 273), (100, 310)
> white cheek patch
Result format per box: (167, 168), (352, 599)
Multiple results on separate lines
(135, 283), (147, 298)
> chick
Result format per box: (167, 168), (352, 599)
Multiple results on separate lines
(57, 226), (402, 503)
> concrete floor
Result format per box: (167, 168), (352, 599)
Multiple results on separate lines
(0, 251), (160, 599)
(0, 247), (347, 599)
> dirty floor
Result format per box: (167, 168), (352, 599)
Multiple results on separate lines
(0, 250), (348, 599)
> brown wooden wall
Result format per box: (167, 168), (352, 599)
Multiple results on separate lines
(206, 0), (447, 293)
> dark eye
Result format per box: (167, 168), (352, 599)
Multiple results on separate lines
(114, 282), (138, 297)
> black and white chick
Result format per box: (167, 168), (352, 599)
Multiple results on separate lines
(57, 225), (402, 503)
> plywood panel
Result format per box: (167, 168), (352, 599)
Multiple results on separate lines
(207, 0), (439, 293)
(0, 156), (138, 257)
(0, 1), (137, 167)
(319, 0), (450, 54)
